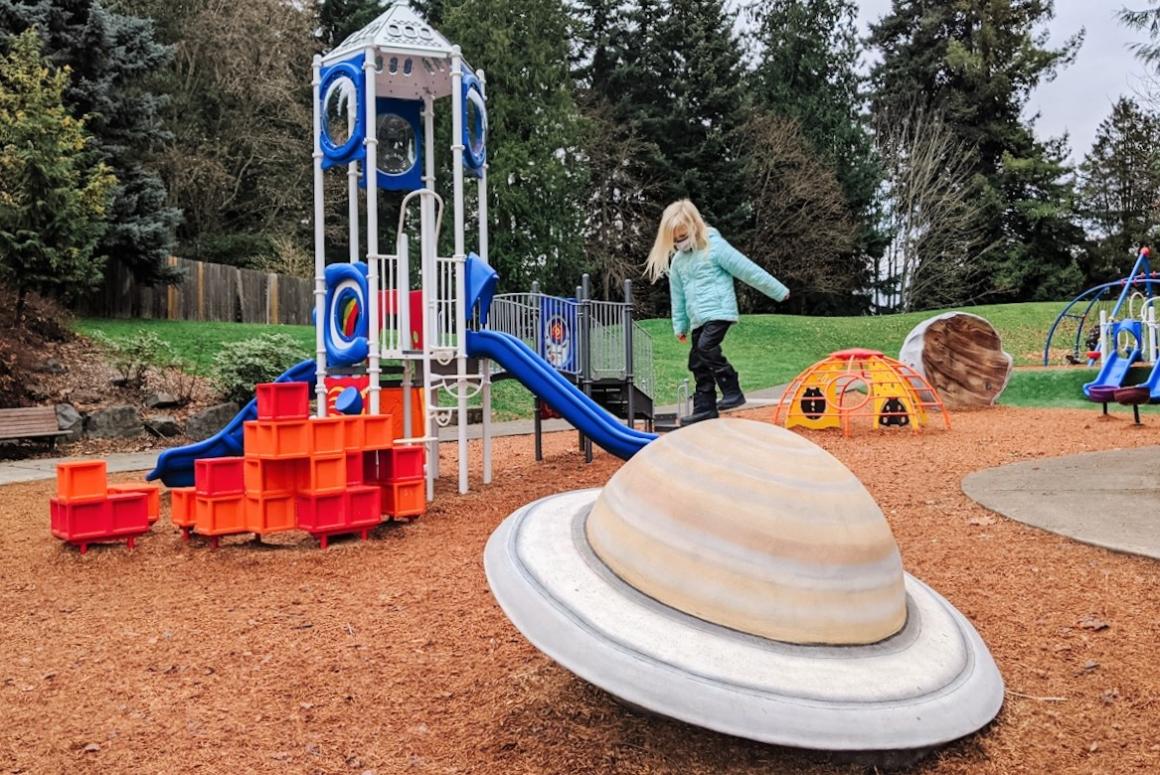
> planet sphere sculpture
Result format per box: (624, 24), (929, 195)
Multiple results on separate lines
(485, 419), (1003, 754)
(899, 312), (1013, 409)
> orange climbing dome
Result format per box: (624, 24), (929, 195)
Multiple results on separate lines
(773, 349), (951, 437)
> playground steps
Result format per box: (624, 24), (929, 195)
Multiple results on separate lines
(184, 382), (426, 549)
(587, 381), (655, 424)
(50, 461), (151, 554)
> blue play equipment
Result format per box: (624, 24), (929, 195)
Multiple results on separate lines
(1082, 320), (1143, 398)
(146, 359), (318, 487)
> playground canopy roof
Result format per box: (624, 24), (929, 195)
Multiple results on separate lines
(322, 2), (462, 100)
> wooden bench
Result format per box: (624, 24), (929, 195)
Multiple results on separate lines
(0, 406), (69, 448)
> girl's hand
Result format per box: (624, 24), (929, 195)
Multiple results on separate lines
(677, 333), (687, 344)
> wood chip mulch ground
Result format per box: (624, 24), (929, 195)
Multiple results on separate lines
(1, 406), (1159, 774)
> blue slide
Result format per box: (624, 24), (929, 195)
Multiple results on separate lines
(146, 359), (318, 487)
(466, 329), (655, 460)
(1083, 320), (1143, 399)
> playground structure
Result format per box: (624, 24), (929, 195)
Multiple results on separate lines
(773, 349), (950, 436)
(1044, 248), (1160, 416)
(147, 4), (657, 506)
(488, 276), (656, 462)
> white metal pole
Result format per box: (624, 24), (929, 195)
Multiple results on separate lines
(423, 93), (438, 498)
(1099, 309), (1109, 364)
(311, 56), (328, 418)
(347, 161), (360, 264)
(451, 49), (468, 495)
(1150, 305), (1157, 362)
(477, 69), (491, 485)
(364, 48), (381, 416)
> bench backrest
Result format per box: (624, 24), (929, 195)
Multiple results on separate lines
(0, 406), (61, 437)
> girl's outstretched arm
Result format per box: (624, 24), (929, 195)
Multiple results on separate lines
(715, 236), (789, 302)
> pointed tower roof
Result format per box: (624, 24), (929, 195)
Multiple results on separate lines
(324, 2), (456, 65)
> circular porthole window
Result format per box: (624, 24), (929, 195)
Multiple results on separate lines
(378, 113), (417, 175)
(463, 85), (487, 171)
(323, 77), (356, 149)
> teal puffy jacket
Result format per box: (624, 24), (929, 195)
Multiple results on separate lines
(668, 228), (789, 335)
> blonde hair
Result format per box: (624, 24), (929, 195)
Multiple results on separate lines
(645, 199), (710, 282)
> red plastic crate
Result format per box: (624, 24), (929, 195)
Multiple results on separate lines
(342, 416), (365, 452)
(56, 460), (107, 502)
(195, 457), (245, 497)
(108, 492), (150, 535)
(379, 446), (425, 482)
(381, 479), (426, 519)
(243, 458), (299, 496)
(346, 485), (382, 527)
(50, 498), (108, 541)
(346, 452), (365, 485)
(308, 417), (345, 455)
(256, 381), (309, 421)
(108, 484), (160, 524)
(170, 487), (196, 529)
(244, 493), (296, 533)
(194, 495), (247, 536)
(246, 420), (310, 459)
(362, 414), (394, 450)
(302, 454), (346, 493)
(296, 491), (347, 532)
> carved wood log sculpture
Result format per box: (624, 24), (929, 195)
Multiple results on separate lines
(899, 313), (1013, 409)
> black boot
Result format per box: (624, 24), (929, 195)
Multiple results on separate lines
(716, 370), (746, 411)
(681, 389), (719, 426)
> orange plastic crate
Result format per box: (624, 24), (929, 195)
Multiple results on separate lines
(342, 415), (365, 451)
(170, 487), (196, 528)
(381, 479), (426, 519)
(245, 420), (310, 459)
(379, 446), (425, 482)
(243, 458), (299, 496)
(56, 460), (107, 502)
(296, 491), (347, 532)
(362, 414), (394, 450)
(194, 495), (247, 536)
(346, 485), (382, 527)
(108, 483), (161, 524)
(308, 417), (345, 455)
(302, 455), (346, 493)
(244, 493), (296, 533)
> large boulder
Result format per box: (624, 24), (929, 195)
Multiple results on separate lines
(55, 403), (84, 443)
(145, 391), (180, 409)
(186, 402), (239, 441)
(899, 312), (1013, 409)
(144, 414), (181, 438)
(85, 405), (143, 439)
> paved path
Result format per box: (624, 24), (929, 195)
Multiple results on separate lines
(0, 386), (787, 486)
(962, 446), (1160, 561)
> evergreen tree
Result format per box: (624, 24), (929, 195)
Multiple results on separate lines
(868, 0), (1083, 302)
(1120, 1), (1160, 68)
(441, 0), (588, 293)
(1078, 97), (1160, 281)
(319, 0), (385, 48)
(0, 30), (116, 319)
(1, 0), (181, 285)
(749, 0), (884, 313)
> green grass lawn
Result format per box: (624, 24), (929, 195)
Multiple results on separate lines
(78, 301), (1105, 417)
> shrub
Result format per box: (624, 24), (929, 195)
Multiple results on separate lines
(152, 359), (200, 407)
(211, 333), (305, 405)
(91, 330), (174, 391)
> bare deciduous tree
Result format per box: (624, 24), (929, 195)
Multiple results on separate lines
(874, 105), (996, 312)
(740, 114), (861, 310)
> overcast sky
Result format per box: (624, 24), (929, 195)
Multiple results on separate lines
(855, 1), (1152, 162)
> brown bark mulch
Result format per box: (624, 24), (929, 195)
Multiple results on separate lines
(1, 407), (1159, 774)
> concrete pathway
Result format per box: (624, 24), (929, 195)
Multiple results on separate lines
(962, 446), (1160, 561)
(0, 385), (787, 486)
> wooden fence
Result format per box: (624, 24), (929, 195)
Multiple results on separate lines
(75, 257), (314, 325)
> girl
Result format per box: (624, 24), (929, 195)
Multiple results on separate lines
(646, 199), (790, 425)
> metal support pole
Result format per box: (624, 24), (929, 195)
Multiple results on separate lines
(451, 49), (468, 494)
(581, 274), (593, 463)
(624, 278), (635, 430)
(363, 48), (381, 416)
(575, 282), (584, 452)
(477, 69), (492, 486)
(533, 397), (543, 461)
(311, 56), (328, 418)
(422, 93), (438, 498)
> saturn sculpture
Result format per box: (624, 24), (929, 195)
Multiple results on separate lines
(484, 418), (1003, 754)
